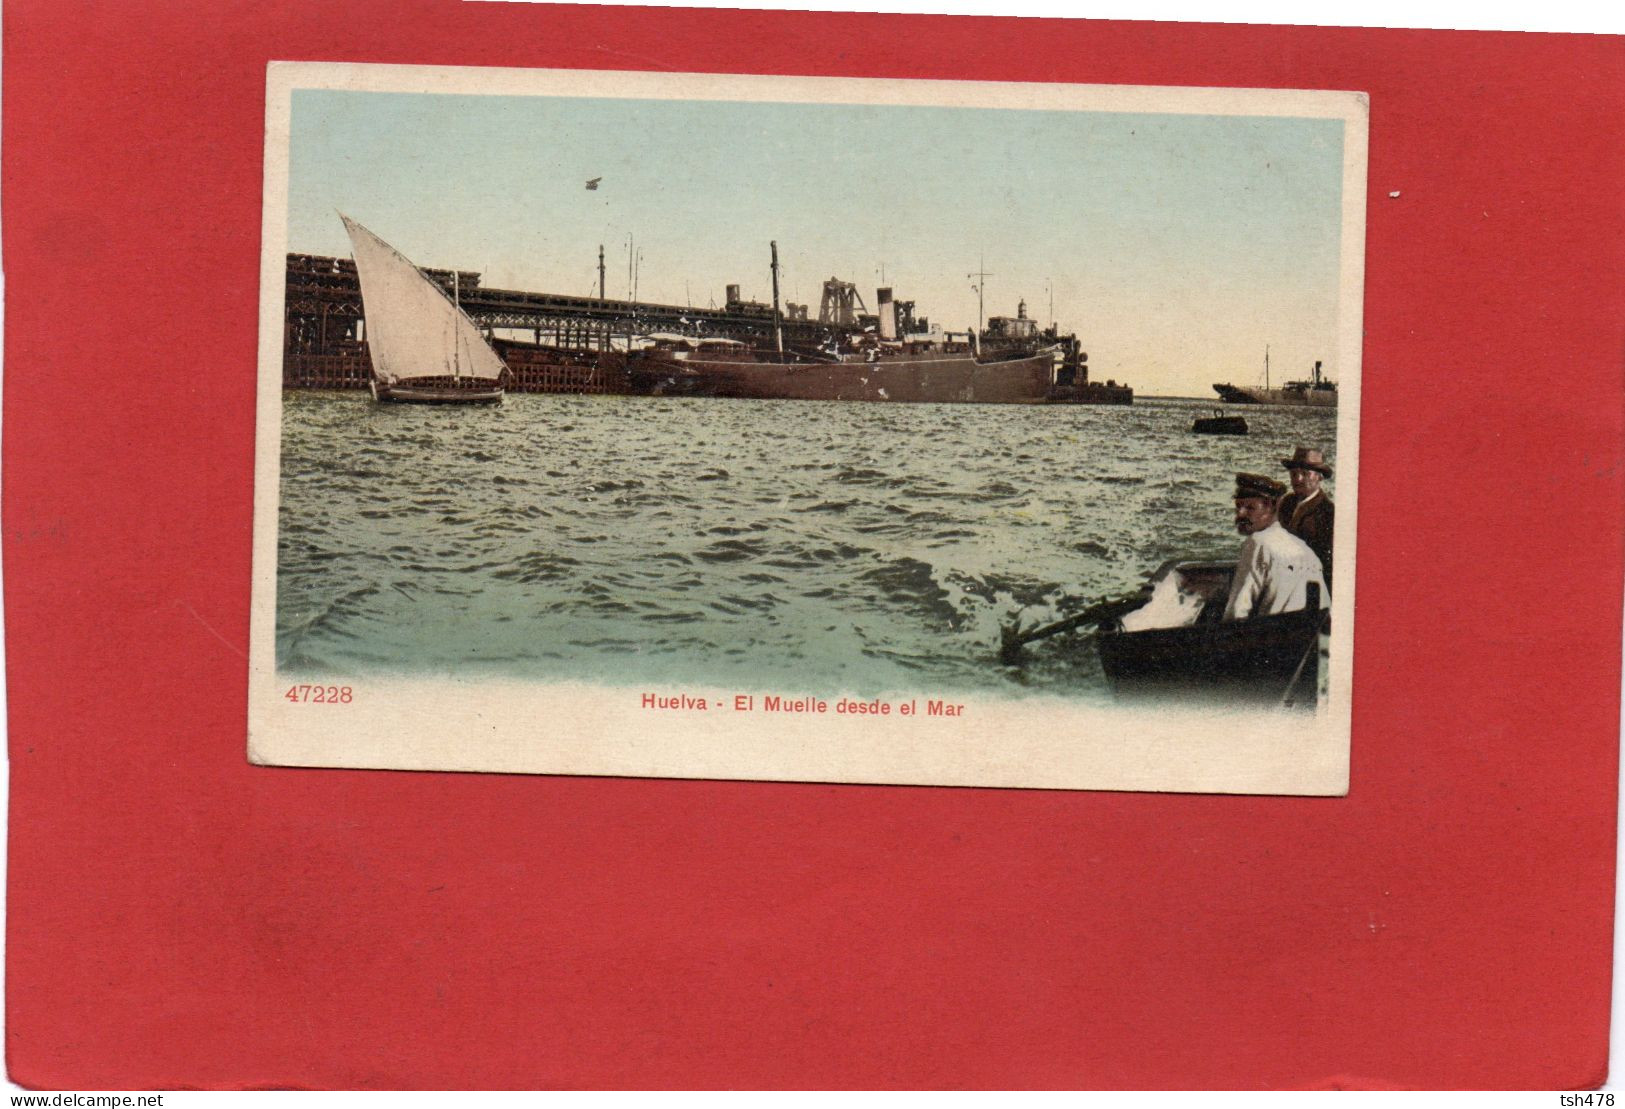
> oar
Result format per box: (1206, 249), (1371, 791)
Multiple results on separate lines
(998, 595), (1141, 666)
(1279, 588), (1330, 708)
(1279, 636), (1319, 709)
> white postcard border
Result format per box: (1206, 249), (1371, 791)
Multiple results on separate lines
(250, 62), (1367, 795)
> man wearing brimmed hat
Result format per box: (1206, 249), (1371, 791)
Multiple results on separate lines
(1277, 445), (1335, 589)
(1224, 472), (1329, 621)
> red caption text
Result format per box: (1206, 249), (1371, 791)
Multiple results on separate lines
(640, 692), (964, 717)
(284, 685), (353, 704)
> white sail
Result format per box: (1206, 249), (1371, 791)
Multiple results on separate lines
(341, 216), (506, 385)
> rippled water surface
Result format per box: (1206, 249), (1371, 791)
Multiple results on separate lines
(277, 392), (1337, 698)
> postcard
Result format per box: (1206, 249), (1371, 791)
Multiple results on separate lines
(249, 62), (1366, 794)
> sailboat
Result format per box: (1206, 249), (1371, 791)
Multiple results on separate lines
(340, 215), (506, 404)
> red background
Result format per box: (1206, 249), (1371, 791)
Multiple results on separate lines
(4, 2), (1622, 1089)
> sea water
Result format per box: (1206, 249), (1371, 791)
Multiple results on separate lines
(276, 391), (1337, 699)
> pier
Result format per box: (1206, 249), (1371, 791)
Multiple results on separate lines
(283, 253), (871, 392)
(282, 252), (1129, 403)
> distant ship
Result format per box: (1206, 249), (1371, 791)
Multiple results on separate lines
(341, 215), (506, 405)
(1213, 348), (1337, 408)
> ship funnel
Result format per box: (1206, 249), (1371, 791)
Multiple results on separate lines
(1313, 360), (1323, 384)
(877, 287), (897, 340)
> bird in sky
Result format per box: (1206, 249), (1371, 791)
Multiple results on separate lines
(585, 177), (601, 190)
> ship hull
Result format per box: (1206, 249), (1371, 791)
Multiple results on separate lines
(1046, 382), (1134, 405)
(1212, 382), (1337, 407)
(629, 350), (1056, 404)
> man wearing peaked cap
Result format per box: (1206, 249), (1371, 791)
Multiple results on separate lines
(1277, 445), (1335, 589)
(1235, 472), (1286, 501)
(1224, 471), (1329, 621)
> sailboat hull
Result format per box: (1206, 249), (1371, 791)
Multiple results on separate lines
(373, 376), (504, 405)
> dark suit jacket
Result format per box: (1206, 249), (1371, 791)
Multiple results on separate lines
(1278, 490), (1334, 587)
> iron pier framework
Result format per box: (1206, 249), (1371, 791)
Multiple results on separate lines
(283, 253), (870, 389)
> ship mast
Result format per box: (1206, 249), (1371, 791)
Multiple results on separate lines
(770, 240), (785, 356)
(1264, 343), (1270, 391)
(968, 254), (994, 334)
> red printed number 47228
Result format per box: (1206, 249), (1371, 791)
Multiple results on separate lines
(284, 685), (353, 704)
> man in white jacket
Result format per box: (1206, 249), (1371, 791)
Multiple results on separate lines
(1223, 472), (1328, 621)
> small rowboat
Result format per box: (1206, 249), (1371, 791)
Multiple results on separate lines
(1096, 560), (1324, 708)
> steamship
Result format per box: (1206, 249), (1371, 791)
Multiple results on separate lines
(1213, 349), (1337, 408)
(629, 276), (1078, 405)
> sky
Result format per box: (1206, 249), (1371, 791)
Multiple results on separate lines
(286, 88), (1349, 397)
